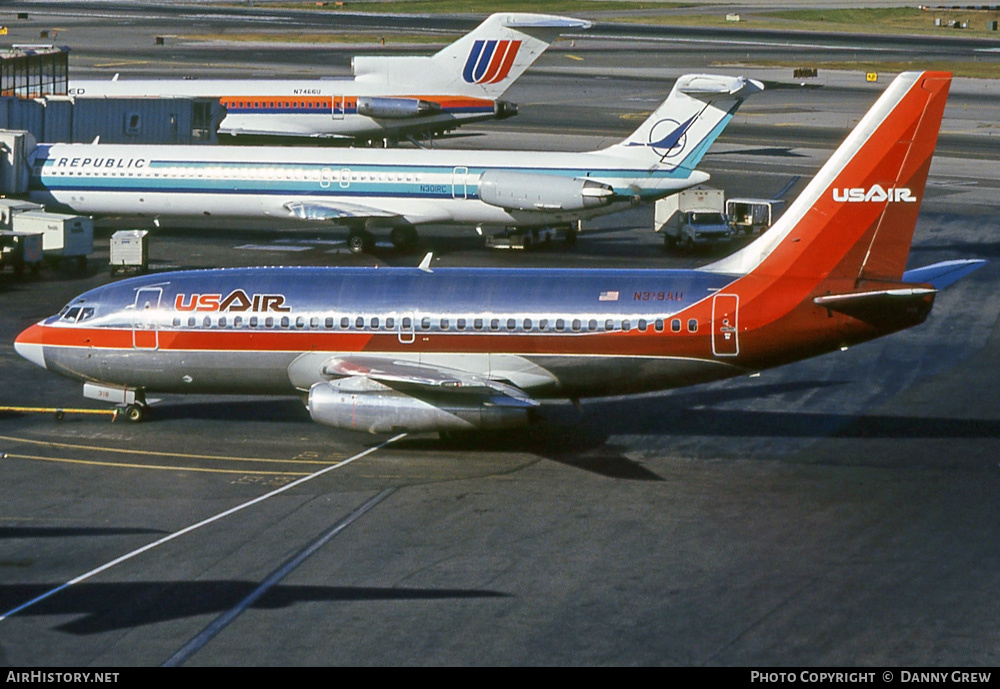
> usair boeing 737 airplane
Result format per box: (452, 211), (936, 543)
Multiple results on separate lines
(15, 72), (985, 434)
(68, 13), (591, 145)
(27, 73), (762, 252)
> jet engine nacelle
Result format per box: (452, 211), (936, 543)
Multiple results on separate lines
(478, 170), (614, 212)
(308, 380), (532, 434)
(356, 96), (440, 119)
(494, 100), (518, 120)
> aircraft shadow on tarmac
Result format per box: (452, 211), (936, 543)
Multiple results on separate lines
(709, 146), (809, 159)
(145, 377), (1000, 469)
(390, 378), (1000, 475)
(149, 398), (314, 425)
(583, 393), (1000, 441)
(576, 380), (1000, 443)
(1, 582), (509, 635)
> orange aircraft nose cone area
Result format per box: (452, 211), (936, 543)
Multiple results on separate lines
(14, 324), (47, 370)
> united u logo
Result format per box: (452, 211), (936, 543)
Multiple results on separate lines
(463, 39), (522, 84)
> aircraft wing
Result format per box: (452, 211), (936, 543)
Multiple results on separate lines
(284, 200), (401, 222)
(219, 127), (354, 139)
(322, 355), (540, 408)
(284, 200), (453, 226)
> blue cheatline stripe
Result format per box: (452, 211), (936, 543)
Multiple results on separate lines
(37, 156), (689, 177)
(225, 105), (495, 115)
(31, 164), (694, 199)
(29, 182), (684, 201)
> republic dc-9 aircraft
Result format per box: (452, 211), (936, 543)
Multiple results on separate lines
(15, 72), (985, 434)
(68, 13), (591, 145)
(27, 73), (761, 253)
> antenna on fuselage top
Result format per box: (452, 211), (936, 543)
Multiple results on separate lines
(418, 252), (434, 273)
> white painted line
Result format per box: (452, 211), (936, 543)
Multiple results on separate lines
(592, 33), (899, 53)
(0, 434), (407, 623)
(162, 487), (397, 666)
(288, 239), (348, 245)
(235, 244), (314, 252)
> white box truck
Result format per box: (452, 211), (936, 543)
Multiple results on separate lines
(655, 187), (732, 250)
(12, 211), (93, 269)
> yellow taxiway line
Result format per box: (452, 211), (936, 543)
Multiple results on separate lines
(0, 434), (356, 475)
(0, 405), (117, 418)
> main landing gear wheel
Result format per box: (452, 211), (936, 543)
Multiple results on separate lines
(124, 404), (148, 422)
(348, 230), (375, 255)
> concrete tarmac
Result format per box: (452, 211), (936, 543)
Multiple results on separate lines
(1, 5), (998, 667)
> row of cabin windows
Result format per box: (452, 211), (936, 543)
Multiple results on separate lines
(168, 314), (700, 334)
(44, 168), (422, 183)
(226, 100), (332, 110)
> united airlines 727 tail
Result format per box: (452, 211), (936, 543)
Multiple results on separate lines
(67, 13), (590, 144)
(29, 74), (761, 252)
(17, 72), (981, 434)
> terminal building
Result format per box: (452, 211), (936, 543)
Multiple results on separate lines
(0, 46), (223, 145)
(0, 48), (213, 273)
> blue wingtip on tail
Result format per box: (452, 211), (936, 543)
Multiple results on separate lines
(902, 259), (988, 289)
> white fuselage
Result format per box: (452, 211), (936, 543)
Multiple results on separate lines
(28, 142), (707, 230)
(68, 79), (504, 139)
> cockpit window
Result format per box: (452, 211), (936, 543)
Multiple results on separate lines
(58, 304), (96, 323)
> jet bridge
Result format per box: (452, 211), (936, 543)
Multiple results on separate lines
(0, 129), (34, 195)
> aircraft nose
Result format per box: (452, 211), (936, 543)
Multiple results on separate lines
(14, 324), (47, 370)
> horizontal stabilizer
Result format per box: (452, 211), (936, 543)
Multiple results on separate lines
(501, 16), (592, 30)
(813, 287), (936, 324)
(675, 74), (764, 98)
(902, 259), (987, 289)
